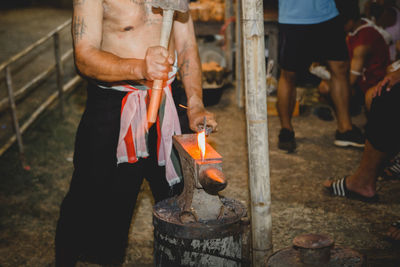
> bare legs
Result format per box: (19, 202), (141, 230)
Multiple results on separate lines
(277, 60), (353, 133)
(277, 69), (297, 131)
(327, 60), (353, 133)
(323, 140), (400, 241)
(324, 140), (388, 197)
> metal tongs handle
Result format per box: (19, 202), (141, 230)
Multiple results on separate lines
(198, 116), (212, 135)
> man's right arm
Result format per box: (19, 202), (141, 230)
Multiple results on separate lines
(72, 0), (172, 83)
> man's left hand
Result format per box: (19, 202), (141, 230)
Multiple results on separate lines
(187, 95), (217, 133)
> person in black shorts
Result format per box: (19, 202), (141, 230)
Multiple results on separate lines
(277, 0), (364, 152)
(324, 69), (400, 242)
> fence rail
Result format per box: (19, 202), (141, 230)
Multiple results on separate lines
(0, 19), (82, 163)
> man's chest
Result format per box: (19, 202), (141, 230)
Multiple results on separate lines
(103, 0), (163, 31)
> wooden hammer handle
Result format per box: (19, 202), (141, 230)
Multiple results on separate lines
(147, 9), (175, 125)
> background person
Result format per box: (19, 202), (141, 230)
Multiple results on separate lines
(324, 68), (400, 242)
(318, 0), (391, 115)
(277, 0), (364, 153)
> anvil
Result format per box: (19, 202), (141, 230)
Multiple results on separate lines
(173, 134), (228, 223)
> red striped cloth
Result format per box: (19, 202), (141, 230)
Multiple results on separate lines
(98, 65), (182, 186)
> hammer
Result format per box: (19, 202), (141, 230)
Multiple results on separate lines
(147, 0), (189, 127)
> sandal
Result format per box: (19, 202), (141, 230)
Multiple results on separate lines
(386, 220), (400, 244)
(325, 176), (379, 203)
(382, 153), (400, 180)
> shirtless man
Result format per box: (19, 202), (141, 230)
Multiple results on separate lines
(55, 0), (217, 266)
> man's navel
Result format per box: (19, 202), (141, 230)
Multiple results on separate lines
(123, 26), (134, 32)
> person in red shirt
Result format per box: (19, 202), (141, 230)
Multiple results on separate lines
(316, 1), (391, 116)
(345, 18), (391, 94)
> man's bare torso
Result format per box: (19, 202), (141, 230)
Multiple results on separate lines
(101, 0), (176, 59)
(71, 0), (218, 147)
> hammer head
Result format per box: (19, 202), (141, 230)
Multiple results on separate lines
(152, 0), (189, 13)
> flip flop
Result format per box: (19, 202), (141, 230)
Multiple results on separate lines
(381, 153), (400, 180)
(325, 176), (379, 203)
(385, 220), (400, 244)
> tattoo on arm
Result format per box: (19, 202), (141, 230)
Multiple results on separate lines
(179, 59), (190, 78)
(73, 16), (86, 43)
(178, 42), (192, 78)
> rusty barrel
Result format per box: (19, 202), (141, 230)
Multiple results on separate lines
(153, 196), (248, 267)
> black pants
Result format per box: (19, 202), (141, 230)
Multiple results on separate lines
(55, 83), (182, 265)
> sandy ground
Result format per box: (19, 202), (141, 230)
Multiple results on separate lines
(0, 7), (400, 267)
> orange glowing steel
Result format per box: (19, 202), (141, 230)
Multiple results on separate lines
(197, 130), (206, 160)
(207, 171), (224, 183)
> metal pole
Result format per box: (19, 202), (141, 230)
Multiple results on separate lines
(235, 0), (244, 108)
(5, 66), (25, 161)
(54, 32), (64, 116)
(241, 0), (273, 265)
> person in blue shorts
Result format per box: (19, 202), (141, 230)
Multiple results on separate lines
(277, 0), (364, 152)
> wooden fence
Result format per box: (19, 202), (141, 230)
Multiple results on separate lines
(0, 19), (82, 164)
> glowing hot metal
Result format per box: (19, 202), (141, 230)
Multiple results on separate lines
(197, 130), (206, 161)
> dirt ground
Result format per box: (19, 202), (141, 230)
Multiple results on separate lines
(1, 7), (400, 267)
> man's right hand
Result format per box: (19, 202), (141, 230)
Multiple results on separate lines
(142, 46), (174, 81)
